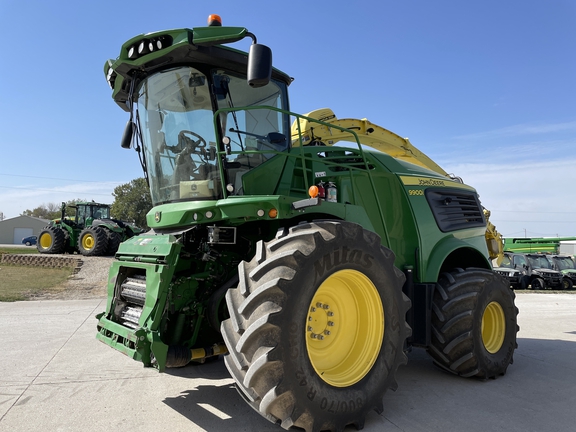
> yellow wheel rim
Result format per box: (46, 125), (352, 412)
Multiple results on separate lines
(82, 233), (95, 250)
(306, 269), (384, 387)
(39, 232), (53, 249)
(482, 301), (506, 354)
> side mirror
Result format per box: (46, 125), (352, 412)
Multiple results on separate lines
(247, 43), (272, 88)
(121, 121), (134, 149)
(266, 132), (286, 145)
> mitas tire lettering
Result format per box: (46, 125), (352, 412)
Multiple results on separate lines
(314, 246), (374, 284)
(221, 221), (411, 432)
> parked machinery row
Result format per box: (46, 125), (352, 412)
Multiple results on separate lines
(493, 251), (576, 290)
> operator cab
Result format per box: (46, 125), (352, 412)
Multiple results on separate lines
(137, 65), (290, 205)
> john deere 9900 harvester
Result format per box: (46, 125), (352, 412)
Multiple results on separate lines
(96, 15), (518, 432)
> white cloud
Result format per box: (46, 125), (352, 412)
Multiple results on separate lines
(445, 158), (576, 237)
(452, 120), (576, 141)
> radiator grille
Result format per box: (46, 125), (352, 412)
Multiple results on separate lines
(425, 189), (485, 232)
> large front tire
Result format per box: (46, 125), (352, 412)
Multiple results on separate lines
(428, 268), (518, 379)
(221, 221), (411, 432)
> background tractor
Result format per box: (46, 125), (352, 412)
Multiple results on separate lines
(95, 15), (518, 432)
(37, 201), (142, 256)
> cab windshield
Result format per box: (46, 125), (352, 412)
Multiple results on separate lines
(499, 255), (513, 269)
(76, 205), (110, 226)
(527, 255), (552, 269)
(555, 257), (576, 270)
(137, 66), (288, 205)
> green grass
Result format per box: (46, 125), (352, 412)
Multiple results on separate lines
(0, 247), (39, 255)
(0, 264), (75, 301)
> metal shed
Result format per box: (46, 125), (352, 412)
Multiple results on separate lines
(0, 215), (49, 244)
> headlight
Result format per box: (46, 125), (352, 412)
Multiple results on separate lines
(137, 40), (149, 55)
(128, 45), (137, 59)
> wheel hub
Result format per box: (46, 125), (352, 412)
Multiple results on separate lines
(307, 302), (334, 340)
(39, 233), (52, 249)
(481, 301), (506, 354)
(306, 269), (384, 387)
(82, 234), (95, 250)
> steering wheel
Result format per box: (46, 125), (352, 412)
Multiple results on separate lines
(179, 130), (207, 149)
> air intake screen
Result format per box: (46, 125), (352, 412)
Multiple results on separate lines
(425, 189), (485, 232)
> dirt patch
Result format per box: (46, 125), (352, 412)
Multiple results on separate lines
(30, 256), (114, 300)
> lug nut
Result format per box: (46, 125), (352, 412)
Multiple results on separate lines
(328, 321), (334, 326)
(324, 330), (331, 335)
(316, 302), (323, 308)
(323, 304), (329, 309)
(327, 311), (334, 316)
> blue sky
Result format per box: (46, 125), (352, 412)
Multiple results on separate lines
(1, 0), (575, 238)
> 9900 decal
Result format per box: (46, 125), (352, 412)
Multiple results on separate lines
(408, 189), (424, 196)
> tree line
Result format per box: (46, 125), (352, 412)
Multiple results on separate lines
(21, 178), (152, 229)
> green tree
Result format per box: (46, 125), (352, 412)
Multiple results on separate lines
(111, 178), (152, 228)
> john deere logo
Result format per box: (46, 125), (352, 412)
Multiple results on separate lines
(155, 211), (161, 222)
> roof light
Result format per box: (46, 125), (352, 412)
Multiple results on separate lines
(128, 45), (137, 59)
(137, 40), (149, 55)
(207, 14), (222, 26)
(106, 67), (116, 89)
(149, 38), (164, 52)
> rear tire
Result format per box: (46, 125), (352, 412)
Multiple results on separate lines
(78, 226), (108, 256)
(37, 226), (66, 254)
(428, 268), (518, 379)
(221, 221), (411, 432)
(104, 230), (122, 255)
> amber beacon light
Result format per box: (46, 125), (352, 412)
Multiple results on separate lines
(208, 14), (222, 26)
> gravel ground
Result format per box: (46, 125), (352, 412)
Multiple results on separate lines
(35, 256), (113, 300)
